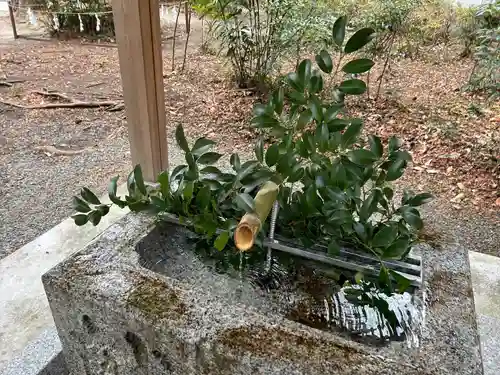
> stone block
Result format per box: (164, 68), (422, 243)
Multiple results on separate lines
(42, 213), (483, 375)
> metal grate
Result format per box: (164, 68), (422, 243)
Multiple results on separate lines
(158, 201), (423, 289)
(265, 202), (422, 288)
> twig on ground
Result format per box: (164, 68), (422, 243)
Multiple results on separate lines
(0, 89), (124, 111)
(0, 99), (120, 110)
(30, 90), (74, 102)
(86, 82), (106, 88)
(35, 145), (92, 156)
(0, 79), (25, 87)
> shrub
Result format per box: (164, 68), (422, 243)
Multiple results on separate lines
(467, 1), (500, 97)
(200, 0), (339, 89)
(72, 20), (431, 302)
(456, 4), (479, 57)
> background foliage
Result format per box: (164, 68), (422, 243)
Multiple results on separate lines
(28, 0), (114, 36)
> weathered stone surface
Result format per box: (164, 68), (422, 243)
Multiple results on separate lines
(42, 213), (483, 375)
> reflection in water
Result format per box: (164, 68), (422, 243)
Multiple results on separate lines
(136, 224), (423, 348)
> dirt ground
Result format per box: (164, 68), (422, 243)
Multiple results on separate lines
(0, 13), (498, 260)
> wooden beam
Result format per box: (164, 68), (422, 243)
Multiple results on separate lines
(111, 0), (169, 182)
(8, 2), (18, 39)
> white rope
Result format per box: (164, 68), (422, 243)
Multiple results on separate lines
(11, 4), (113, 15)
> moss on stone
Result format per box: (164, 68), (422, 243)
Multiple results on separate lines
(126, 274), (187, 321)
(218, 325), (361, 364)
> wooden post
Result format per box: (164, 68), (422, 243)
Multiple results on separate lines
(111, 0), (169, 182)
(8, 1), (18, 39)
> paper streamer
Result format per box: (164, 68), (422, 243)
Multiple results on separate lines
(95, 14), (101, 32)
(78, 14), (84, 32)
(53, 14), (59, 30)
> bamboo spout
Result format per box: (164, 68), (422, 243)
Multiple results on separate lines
(234, 181), (279, 251)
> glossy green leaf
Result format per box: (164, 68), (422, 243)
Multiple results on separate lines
(360, 190), (378, 221)
(151, 196), (167, 211)
(201, 179), (222, 190)
(230, 153), (241, 171)
(390, 270), (411, 292)
(277, 153), (293, 177)
(401, 207), (423, 229)
(297, 59), (312, 88)
(234, 193), (255, 213)
(88, 210), (102, 226)
(327, 118), (349, 133)
(401, 190), (412, 205)
(342, 58), (375, 74)
(254, 138), (264, 163)
(332, 16), (347, 47)
(183, 181), (194, 201)
(214, 231), (230, 251)
(388, 136), (402, 152)
(200, 166), (222, 180)
(108, 176), (127, 208)
(196, 185), (211, 209)
(383, 238), (410, 259)
(157, 171), (170, 197)
(72, 196), (91, 213)
(309, 73), (324, 93)
(288, 166), (304, 183)
(347, 149), (377, 165)
(383, 186), (394, 200)
(386, 158), (406, 181)
(315, 49), (333, 73)
(192, 137), (215, 157)
(81, 187), (100, 205)
(318, 123), (329, 152)
(252, 114), (279, 129)
(126, 170), (136, 196)
(372, 224), (398, 248)
(133, 164), (147, 195)
(175, 124), (190, 153)
(368, 135), (383, 158)
(354, 222), (368, 242)
(72, 214), (88, 226)
(273, 88), (284, 115)
(408, 193), (433, 206)
(265, 144), (280, 167)
(344, 27), (375, 53)
(341, 119), (363, 149)
(170, 164), (188, 182)
(328, 240), (341, 255)
(287, 72), (303, 92)
(197, 152), (223, 165)
(287, 90), (307, 104)
(324, 104), (343, 123)
(241, 169), (275, 191)
(329, 209), (352, 223)
(379, 266), (392, 292)
(297, 110), (313, 130)
(237, 161), (260, 181)
(338, 79), (367, 95)
(309, 94), (322, 122)
(96, 204), (110, 216)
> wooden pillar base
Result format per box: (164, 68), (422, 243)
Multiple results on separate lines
(112, 0), (169, 181)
